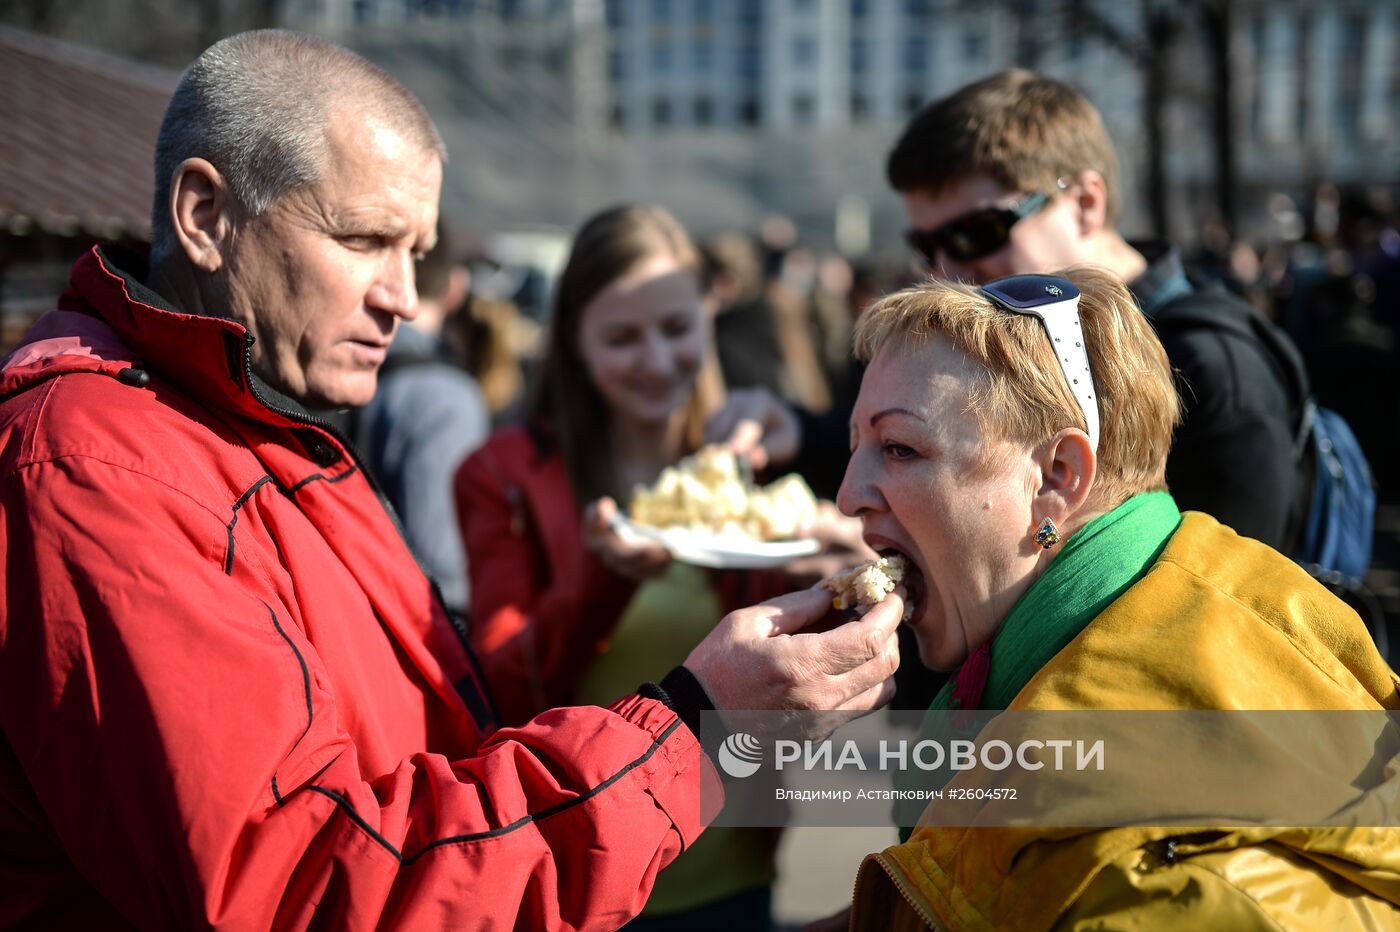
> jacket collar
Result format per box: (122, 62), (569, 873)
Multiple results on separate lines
(1127, 240), (1194, 316)
(50, 244), (334, 430)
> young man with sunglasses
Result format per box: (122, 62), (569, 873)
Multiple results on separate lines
(886, 68), (1304, 552)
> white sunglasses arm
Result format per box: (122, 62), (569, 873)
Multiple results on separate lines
(1016, 295), (1100, 453)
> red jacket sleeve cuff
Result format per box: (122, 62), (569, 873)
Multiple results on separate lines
(607, 692), (723, 847)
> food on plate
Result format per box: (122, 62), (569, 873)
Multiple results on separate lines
(628, 445), (818, 541)
(747, 474), (820, 540)
(822, 555), (913, 620)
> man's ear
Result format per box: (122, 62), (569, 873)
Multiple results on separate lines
(168, 158), (235, 273)
(1032, 428), (1097, 529)
(1069, 170), (1111, 239)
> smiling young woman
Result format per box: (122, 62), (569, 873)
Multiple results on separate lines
(455, 204), (784, 929)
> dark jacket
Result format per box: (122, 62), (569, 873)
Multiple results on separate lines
(1132, 243), (1304, 551)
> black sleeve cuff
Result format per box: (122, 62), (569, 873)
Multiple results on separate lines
(637, 665), (714, 741)
(643, 667), (761, 783)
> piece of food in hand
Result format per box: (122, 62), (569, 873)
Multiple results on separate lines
(629, 445), (818, 541)
(823, 555), (912, 620)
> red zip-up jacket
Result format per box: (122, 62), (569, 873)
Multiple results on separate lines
(0, 246), (716, 930)
(457, 426), (787, 728)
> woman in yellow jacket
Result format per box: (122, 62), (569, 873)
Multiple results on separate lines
(827, 267), (1400, 930)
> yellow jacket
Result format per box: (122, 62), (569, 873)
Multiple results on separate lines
(850, 512), (1400, 931)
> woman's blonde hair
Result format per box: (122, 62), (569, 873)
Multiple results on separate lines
(854, 266), (1180, 509)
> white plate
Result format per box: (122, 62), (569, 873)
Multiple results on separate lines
(611, 515), (820, 569)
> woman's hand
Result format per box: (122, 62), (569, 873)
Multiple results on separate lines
(784, 501), (878, 585)
(583, 497), (672, 582)
(705, 386), (802, 471)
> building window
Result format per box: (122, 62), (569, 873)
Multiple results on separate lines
(694, 95), (714, 124)
(904, 91), (924, 114)
(793, 93), (815, 123)
(651, 0), (673, 19)
(850, 93), (869, 121)
(1295, 10), (1312, 133)
(851, 0), (869, 19)
(740, 97), (762, 125)
(851, 37), (867, 73)
(739, 43), (762, 78)
(693, 0), (714, 20)
(1248, 13), (1267, 137)
(653, 97), (673, 126)
(651, 42), (673, 73)
(605, 0), (623, 28)
(903, 36), (926, 72)
(610, 103), (626, 129)
(739, 0), (762, 26)
(904, 0), (930, 20)
(693, 40), (713, 71)
(1391, 16), (1400, 136)
(1337, 12), (1366, 139)
(962, 27), (985, 60)
(407, 0), (470, 18)
(793, 35), (817, 66)
(609, 49), (624, 80)
(793, 0), (815, 10)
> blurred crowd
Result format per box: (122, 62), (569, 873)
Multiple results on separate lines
(1192, 184), (1400, 500)
(426, 184), (1400, 503)
(426, 215), (906, 440)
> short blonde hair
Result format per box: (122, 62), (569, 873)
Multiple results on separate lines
(854, 267), (1180, 509)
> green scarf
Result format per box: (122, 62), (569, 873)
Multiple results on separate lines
(894, 491), (1181, 839)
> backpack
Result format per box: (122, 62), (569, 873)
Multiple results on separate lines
(1296, 400), (1376, 583)
(1150, 288), (1377, 585)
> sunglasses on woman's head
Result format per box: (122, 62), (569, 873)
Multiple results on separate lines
(980, 273), (1099, 453)
(903, 190), (1051, 267)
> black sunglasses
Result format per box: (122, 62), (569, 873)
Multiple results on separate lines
(903, 190), (1051, 266)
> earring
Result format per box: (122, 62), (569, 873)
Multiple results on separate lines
(1033, 516), (1061, 550)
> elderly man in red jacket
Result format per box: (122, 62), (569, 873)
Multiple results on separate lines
(0, 30), (901, 930)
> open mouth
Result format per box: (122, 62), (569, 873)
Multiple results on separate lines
(877, 546), (926, 622)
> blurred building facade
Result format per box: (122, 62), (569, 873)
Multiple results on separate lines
(272, 0), (1398, 248)
(3, 0), (1397, 254)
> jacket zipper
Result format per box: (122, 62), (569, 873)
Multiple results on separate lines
(238, 334), (410, 539)
(236, 332), (498, 727)
(854, 852), (948, 931)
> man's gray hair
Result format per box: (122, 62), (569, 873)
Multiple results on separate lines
(150, 30), (445, 268)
